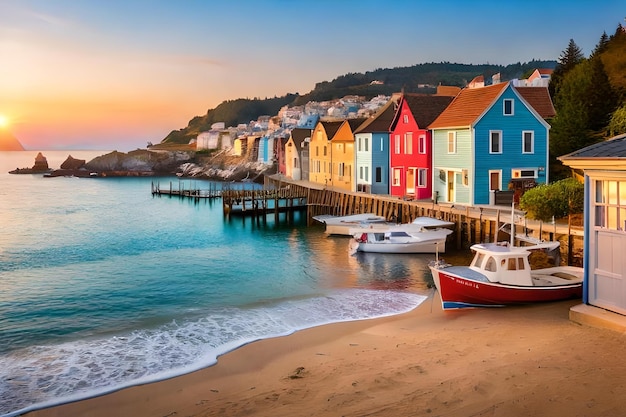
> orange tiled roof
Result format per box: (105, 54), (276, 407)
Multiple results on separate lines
(428, 83), (508, 129)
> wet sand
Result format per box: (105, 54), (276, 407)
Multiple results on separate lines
(26, 293), (626, 417)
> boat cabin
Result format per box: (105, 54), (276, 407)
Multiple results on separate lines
(469, 243), (534, 286)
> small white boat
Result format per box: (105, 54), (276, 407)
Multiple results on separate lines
(313, 213), (389, 236)
(347, 216), (454, 236)
(349, 227), (453, 254)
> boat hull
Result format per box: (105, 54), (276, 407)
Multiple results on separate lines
(429, 266), (582, 310)
(351, 239), (446, 254)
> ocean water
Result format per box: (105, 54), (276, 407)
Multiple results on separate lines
(0, 151), (446, 416)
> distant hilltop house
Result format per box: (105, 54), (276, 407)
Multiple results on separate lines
(194, 122), (236, 151)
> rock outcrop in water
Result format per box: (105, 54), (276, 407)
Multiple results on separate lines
(39, 148), (270, 182)
(9, 152), (53, 174)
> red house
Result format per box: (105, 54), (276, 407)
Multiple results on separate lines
(389, 93), (455, 200)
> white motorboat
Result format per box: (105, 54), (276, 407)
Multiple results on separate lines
(313, 213), (390, 236)
(349, 226), (453, 254)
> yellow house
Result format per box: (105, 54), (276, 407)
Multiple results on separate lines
(330, 118), (367, 191)
(309, 120), (343, 187)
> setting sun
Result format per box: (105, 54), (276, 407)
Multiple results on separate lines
(0, 114), (8, 128)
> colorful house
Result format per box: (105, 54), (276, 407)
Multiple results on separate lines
(428, 81), (555, 205)
(284, 128), (312, 180)
(309, 120), (343, 187)
(388, 93), (454, 200)
(558, 134), (626, 321)
(330, 118), (366, 191)
(354, 94), (401, 194)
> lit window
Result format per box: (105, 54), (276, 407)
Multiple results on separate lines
(447, 132), (456, 154)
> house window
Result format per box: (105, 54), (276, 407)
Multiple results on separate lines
(315, 146), (319, 157)
(447, 132), (456, 154)
(357, 137), (362, 152)
(394, 134), (401, 154)
(490, 131), (502, 154)
(594, 180), (626, 230)
(462, 169), (469, 186)
(503, 99), (514, 116)
(293, 157), (298, 168)
(365, 166), (369, 182)
(418, 135), (426, 154)
(405, 132), (413, 154)
(338, 162), (345, 178)
(380, 137), (384, 151)
(403, 114), (409, 124)
(364, 137), (369, 152)
(418, 168), (427, 187)
(359, 166), (363, 180)
(522, 131), (534, 154)
(323, 146), (327, 156)
(393, 168), (401, 186)
(375, 167), (382, 182)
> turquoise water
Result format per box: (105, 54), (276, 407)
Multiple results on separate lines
(0, 151), (441, 416)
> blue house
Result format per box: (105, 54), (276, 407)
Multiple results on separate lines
(428, 81), (555, 205)
(353, 94), (401, 194)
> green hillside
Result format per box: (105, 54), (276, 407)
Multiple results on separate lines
(161, 60), (556, 145)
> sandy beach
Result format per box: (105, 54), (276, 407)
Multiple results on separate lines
(26, 292), (626, 417)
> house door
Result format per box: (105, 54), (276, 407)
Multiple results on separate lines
(590, 229), (626, 314)
(447, 170), (455, 201)
(406, 168), (416, 195)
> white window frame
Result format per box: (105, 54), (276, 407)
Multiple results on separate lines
(403, 114), (409, 124)
(418, 135), (426, 154)
(393, 167), (401, 186)
(489, 170), (502, 191)
(503, 99), (514, 116)
(405, 132), (413, 154)
(418, 168), (428, 187)
(593, 178), (626, 231)
(447, 131), (456, 154)
(394, 134), (401, 154)
(490, 130), (502, 154)
(522, 131), (534, 154)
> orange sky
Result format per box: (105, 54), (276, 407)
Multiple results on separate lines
(1, 1), (623, 151)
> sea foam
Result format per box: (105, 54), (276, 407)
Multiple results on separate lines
(0, 289), (426, 417)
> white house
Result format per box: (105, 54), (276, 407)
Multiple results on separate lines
(559, 133), (626, 330)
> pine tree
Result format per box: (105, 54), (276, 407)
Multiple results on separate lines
(591, 31), (610, 57)
(549, 39), (585, 98)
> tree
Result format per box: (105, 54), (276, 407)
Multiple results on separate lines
(549, 53), (618, 179)
(591, 31), (610, 57)
(549, 39), (585, 98)
(608, 105), (626, 136)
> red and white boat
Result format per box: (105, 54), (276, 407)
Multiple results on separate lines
(429, 241), (583, 310)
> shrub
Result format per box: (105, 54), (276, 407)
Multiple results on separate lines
(520, 178), (584, 222)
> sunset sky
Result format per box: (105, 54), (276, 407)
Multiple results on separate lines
(1, 0), (623, 151)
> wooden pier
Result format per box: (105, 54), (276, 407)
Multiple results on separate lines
(222, 187), (308, 216)
(151, 181), (222, 199)
(262, 175), (584, 267)
(149, 175), (584, 266)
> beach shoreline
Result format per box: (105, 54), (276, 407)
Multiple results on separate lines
(25, 293), (626, 417)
